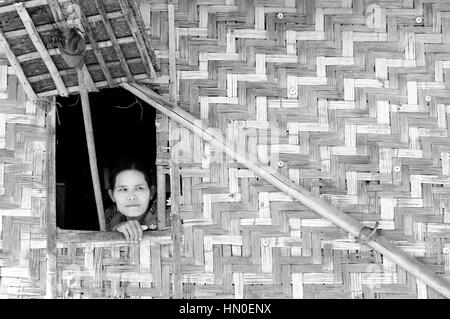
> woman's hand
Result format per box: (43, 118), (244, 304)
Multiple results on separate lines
(113, 220), (144, 243)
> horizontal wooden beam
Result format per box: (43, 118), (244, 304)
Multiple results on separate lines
(0, 29), (38, 104)
(122, 82), (450, 299)
(0, 0), (71, 15)
(0, 0), (177, 15)
(35, 73), (168, 98)
(57, 228), (171, 243)
(27, 57), (143, 83)
(17, 35), (138, 63)
(15, 2), (68, 97)
(3, 10), (124, 40)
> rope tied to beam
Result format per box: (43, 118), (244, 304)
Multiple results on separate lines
(355, 221), (380, 244)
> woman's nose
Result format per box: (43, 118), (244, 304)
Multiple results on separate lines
(127, 193), (136, 200)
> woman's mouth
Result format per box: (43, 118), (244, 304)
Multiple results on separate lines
(126, 204), (140, 208)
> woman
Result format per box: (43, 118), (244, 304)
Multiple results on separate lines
(105, 159), (157, 242)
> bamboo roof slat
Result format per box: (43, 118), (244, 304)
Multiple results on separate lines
(16, 35), (135, 63)
(26, 56), (158, 83)
(14, 2), (68, 97)
(46, 0), (66, 32)
(46, 0), (64, 20)
(2, 10), (124, 40)
(94, 0), (133, 82)
(117, 0), (156, 79)
(0, 0), (71, 15)
(35, 73), (166, 97)
(73, 0), (114, 87)
(0, 29), (37, 104)
(0, 0), (158, 95)
(127, 0), (159, 74)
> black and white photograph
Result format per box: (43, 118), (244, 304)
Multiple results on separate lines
(0, 0), (449, 304)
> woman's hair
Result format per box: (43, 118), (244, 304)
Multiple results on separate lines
(108, 158), (155, 191)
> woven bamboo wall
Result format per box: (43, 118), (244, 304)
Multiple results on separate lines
(0, 57), (48, 298)
(146, 0), (450, 299)
(2, 0), (450, 299)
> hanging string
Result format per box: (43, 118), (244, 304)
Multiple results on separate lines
(55, 96), (144, 126)
(55, 101), (62, 126)
(52, 93), (79, 126)
(112, 97), (144, 121)
(68, 94), (80, 107)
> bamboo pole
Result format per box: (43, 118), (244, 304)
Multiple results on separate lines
(77, 69), (106, 231)
(121, 82), (450, 299)
(167, 1), (182, 298)
(156, 165), (167, 229)
(168, 1), (177, 104)
(45, 98), (57, 298)
(170, 136), (182, 298)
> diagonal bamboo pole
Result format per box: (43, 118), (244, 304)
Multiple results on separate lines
(77, 69), (106, 231)
(60, 2), (106, 231)
(122, 82), (450, 298)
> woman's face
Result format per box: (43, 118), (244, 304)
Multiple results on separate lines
(109, 169), (151, 218)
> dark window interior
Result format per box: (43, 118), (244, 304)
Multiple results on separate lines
(56, 87), (156, 230)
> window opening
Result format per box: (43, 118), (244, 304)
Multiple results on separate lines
(55, 87), (169, 231)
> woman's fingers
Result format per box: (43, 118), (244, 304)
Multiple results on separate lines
(117, 221), (144, 243)
(129, 221), (139, 242)
(133, 220), (143, 241)
(118, 225), (130, 241)
(128, 220), (142, 242)
(125, 222), (136, 243)
(121, 223), (134, 242)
